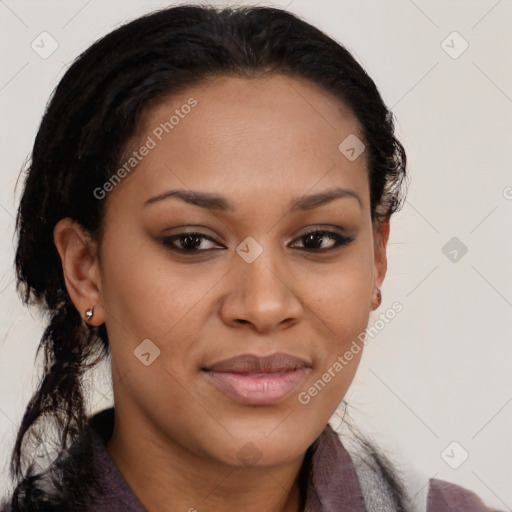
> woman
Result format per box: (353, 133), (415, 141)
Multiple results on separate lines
(1, 4), (502, 511)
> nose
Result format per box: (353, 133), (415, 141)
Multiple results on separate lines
(219, 251), (304, 333)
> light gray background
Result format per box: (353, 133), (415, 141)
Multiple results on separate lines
(0, 0), (511, 509)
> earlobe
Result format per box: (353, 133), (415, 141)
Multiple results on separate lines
(371, 286), (382, 310)
(371, 219), (390, 310)
(53, 218), (105, 326)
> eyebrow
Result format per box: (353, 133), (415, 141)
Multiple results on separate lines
(144, 186), (361, 212)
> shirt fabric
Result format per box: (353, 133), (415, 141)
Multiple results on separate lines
(85, 407), (501, 512)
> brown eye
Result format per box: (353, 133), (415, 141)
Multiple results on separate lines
(161, 232), (224, 252)
(290, 230), (354, 251)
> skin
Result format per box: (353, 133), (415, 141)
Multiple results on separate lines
(54, 75), (389, 512)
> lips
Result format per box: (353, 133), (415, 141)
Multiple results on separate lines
(203, 352), (310, 373)
(202, 352), (311, 405)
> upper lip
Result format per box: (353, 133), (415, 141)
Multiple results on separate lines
(202, 352), (311, 374)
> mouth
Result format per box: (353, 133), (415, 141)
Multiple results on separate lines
(201, 352), (312, 405)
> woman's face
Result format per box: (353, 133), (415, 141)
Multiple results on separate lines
(91, 75), (388, 467)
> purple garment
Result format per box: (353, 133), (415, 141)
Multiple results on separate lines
(86, 408), (501, 512)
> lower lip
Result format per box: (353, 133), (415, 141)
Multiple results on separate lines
(203, 367), (310, 405)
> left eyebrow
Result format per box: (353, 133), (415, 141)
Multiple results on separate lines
(143, 186), (361, 212)
(289, 187), (362, 212)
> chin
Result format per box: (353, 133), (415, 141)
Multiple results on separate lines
(206, 429), (311, 470)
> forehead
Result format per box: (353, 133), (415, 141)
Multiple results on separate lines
(109, 74), (369, 215)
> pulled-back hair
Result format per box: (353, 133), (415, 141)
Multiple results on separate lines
(5, 4), (407, 510)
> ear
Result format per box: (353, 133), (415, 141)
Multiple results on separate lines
(371, 218), (390, 311)
(53, 218), (105, 326)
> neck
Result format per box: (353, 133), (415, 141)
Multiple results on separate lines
(106, 408), (306, 512)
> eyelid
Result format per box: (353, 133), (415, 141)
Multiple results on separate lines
(292, 224), (351, 238)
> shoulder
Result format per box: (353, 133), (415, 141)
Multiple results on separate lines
(0, 410), (115, 512)
(327, 421), (503, 512)
(427, 478), (504, 512)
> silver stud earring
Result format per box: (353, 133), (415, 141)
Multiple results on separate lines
(85, 306), (94, 321)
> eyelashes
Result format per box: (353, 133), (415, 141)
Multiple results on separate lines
(290, 229), (354, 251)
(162, 232), (220, 253)
(160, 229), (354, 255)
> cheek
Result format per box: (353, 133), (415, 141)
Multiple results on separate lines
(98, 231), (223, 380)
(294, 240), (373, 410)
(100, 231), (214, 333)
(303, 243), (374, 344)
